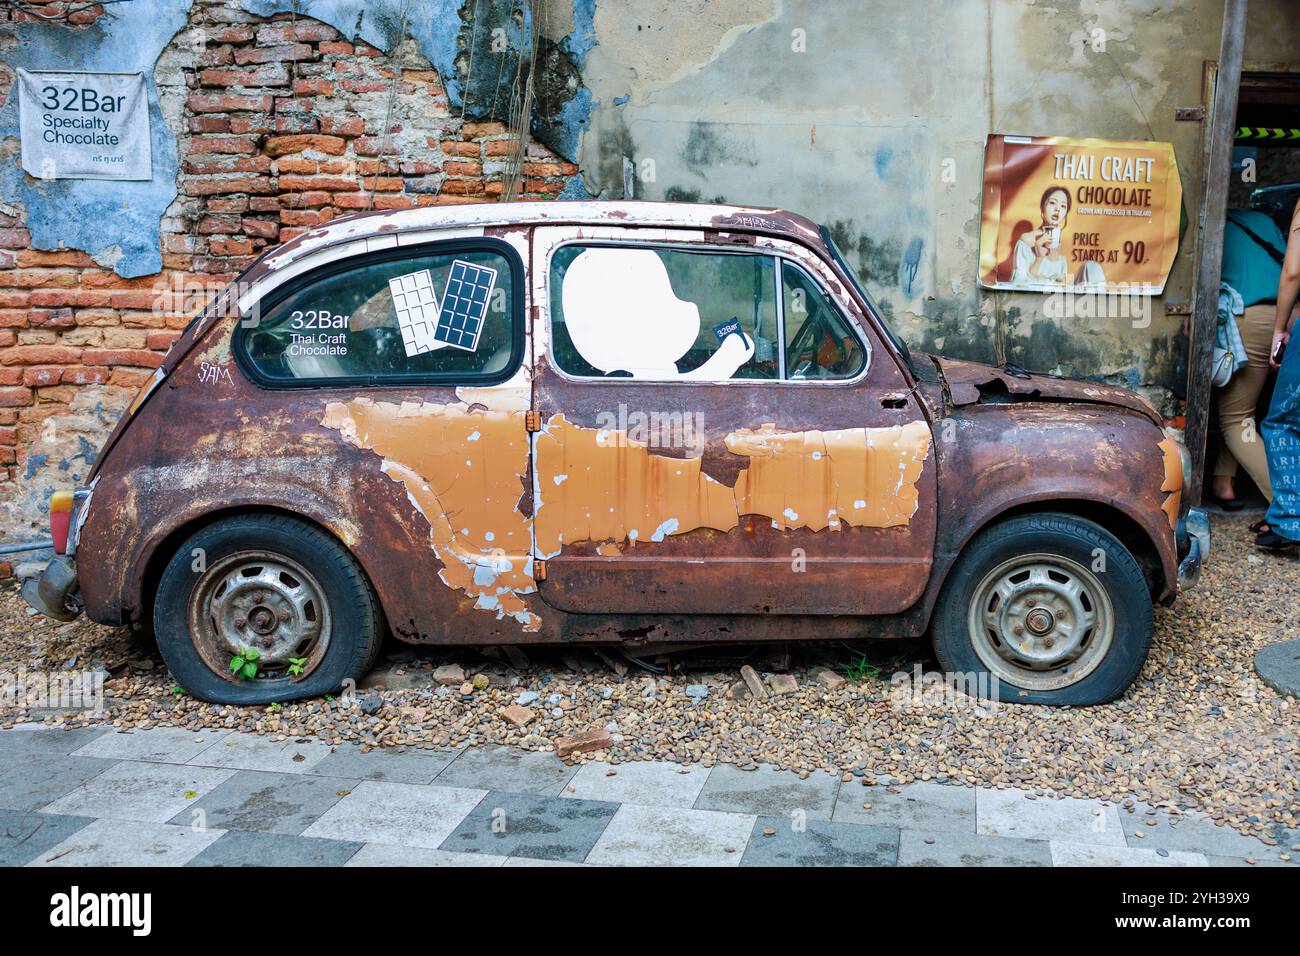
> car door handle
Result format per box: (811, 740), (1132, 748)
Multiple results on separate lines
(880, 393), (909, 409)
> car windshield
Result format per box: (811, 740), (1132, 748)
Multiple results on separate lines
(818, 225), (912, 366)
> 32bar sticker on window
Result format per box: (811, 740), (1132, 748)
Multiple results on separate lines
(713, 318), (742, 342)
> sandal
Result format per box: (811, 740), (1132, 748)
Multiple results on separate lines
(1255, 529), (1299, 552)
(1249, 519), (1271, 534)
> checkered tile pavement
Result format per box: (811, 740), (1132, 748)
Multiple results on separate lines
(0, 726), (1293, 867)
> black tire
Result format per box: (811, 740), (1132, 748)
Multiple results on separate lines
(930, 513), (1152, 706)
(153, 514), (383, 705)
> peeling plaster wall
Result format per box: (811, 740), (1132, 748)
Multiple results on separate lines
(3, 0), (1300, 544)
(240, 0), (596, 162)
(2, 383), (131, 540)
(0, 1), (190, 278)
(1, 0), (598, 276)
(576, 0), (1300, 409)
(0, 0), (580, 541)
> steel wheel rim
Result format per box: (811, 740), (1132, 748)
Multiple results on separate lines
(187, 550), (331, 683)
(966, 552), (1114, 691)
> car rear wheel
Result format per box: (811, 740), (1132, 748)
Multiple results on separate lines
(930, 513), (1153, 706)
(153, 514), (383, 705)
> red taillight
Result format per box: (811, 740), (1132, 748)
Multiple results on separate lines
(50, 490), (73, 555)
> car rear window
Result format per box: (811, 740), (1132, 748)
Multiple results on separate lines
(237, 240), (522, 387)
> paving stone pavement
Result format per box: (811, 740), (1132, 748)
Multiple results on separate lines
(0, 725), (1295, 867)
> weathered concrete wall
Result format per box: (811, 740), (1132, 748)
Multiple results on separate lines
(2, 0), (1299, 544)
(575, 0), (1300, 411)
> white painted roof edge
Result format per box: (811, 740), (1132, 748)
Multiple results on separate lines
(259, 200), (821, 273)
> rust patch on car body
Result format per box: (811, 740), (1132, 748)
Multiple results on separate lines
(321, 396), (540, 630)
(319, 400), (935, 633)
(932, 355), (1162, 424)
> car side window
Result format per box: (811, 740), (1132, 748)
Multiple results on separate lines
(240, 243), (519, 386)
(781, 261), (866, 380)
(550, 245), (780, 381)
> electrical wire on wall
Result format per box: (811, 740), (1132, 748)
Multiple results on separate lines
(3, 0), (133, 22)
(369, 0), (412, 204)
(500, 0), (540, 202)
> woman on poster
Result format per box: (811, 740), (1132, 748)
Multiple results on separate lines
(1011, 186), (1107, 288)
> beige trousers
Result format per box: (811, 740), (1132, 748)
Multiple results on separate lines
(1214, 303), (1276, 499)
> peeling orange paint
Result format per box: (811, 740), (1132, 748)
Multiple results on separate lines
(536, 415), (932, 551)
(322, 397), (540, 630)
(324, 400), (933, 632)
(1158, 436), (1182, 531)
(534, 414), (738, 554)
(728, 421), (932, 531)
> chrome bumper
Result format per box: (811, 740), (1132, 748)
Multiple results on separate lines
(1176, 507), (1210, 591)
(20, 555), (81, 622)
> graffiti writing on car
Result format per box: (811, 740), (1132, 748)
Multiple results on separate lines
(197, 361), (234, 387)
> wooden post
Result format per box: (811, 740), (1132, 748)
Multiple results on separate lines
(1186, 0), (1249, 505)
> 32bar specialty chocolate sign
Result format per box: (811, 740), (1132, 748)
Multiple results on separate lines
(18, 70), (152, 181)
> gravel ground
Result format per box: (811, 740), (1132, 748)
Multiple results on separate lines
(1, 513), (1296, 841)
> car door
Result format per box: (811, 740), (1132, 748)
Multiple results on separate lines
(231, 231), (541, 636)
(528, 224), (936, 616)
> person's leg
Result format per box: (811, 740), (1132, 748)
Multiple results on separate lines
(1212, 420), (1239, 503)
(1261, 340), (1300, 543)
(1212, 444), (1239, 501)
(1220, 304), (1276, 501)
(1220, 364), (1274, 500)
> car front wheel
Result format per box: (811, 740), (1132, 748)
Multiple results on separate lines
(153, 514), (383, 705)
(931, 513), (1153, 706)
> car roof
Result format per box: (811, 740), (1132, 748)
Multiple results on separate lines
(256, 200), (827, 275)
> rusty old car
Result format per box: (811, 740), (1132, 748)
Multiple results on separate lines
(23, 201), (1209, 706)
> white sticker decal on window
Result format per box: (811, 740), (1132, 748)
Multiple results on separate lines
(389, 269), (444, 358)
(434, 259), (497, 352)
(561, 248), (754, 379)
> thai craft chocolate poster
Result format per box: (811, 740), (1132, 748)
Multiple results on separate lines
(978, 134), (1182, 294)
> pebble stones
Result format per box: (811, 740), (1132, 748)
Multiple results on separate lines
(0, 514), (1295, 841)
(433, 664), (465, 685)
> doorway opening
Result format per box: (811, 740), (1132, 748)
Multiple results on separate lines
(1205, 67), (1300, 513)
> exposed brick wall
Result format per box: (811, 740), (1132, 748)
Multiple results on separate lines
(0, 3), (107, 27)
(0, 0), (578, 540)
